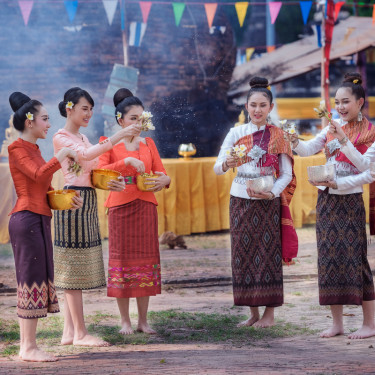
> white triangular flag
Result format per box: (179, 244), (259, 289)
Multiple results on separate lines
(102, 0), (118, 25)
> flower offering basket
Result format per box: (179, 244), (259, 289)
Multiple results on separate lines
(307, 164), (336, 183)
(246, 175), (274, 194)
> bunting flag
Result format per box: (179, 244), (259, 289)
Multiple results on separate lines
(204, 3), (217, 29)
(268, 2), (282, 25)
(246, 47), (255, 62)
(373, 4), (375, 25)
(172, 3), (186, 26)
(314, 24), (322, 47)
(64, 0), (78, 23)
(129, 22), (147, 46)
(102, 0), (118, 25)
(299, 1), (312, 25)
(235, 2), (248, 27)
(120, 0), (125, 30)
(18, 1), (33, 26)
(334, 1), (344, 21)
(140, 1), (152, 23)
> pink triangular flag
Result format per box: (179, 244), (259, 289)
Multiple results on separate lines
(139, 1), (152, 24)
(268, 2), (282, 25)
(204, 3), (217, 29)
(18, 1), (33, 26)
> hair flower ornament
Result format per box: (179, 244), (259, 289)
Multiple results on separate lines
(26, 112), (33, 121)
(353, 79), (359, 84)
(66, 101), (74, 109)
(267, 86), (271, 90)
(116, 111), (122, 120)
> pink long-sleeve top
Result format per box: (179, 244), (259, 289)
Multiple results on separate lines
(53, 129), (113, 188)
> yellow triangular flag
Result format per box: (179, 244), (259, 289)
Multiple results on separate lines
(235, 2), (248, 27)
(246, 48), (255, 62)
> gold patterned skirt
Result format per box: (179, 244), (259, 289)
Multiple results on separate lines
(53, 187), (106, 290)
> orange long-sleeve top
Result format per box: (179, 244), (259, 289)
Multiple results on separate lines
(8, 138), (61, 217)
(98, 137), (167, 208)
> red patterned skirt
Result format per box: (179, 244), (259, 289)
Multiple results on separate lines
(9, 211), (59, 319)
(107, 199), (161, 298)
(230, 196), (283, 307)
(316, 190), (375, 305)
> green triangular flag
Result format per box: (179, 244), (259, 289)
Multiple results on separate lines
(172, 3), (186, 26)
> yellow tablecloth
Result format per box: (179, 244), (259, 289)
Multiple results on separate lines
(0, 155), (370, 242)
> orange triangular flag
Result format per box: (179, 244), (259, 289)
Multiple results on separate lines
(204, 3), (217, 29)
(140, 1), (152, 24)
(373, 4), (375, 25)
(235, 2), (248, 27)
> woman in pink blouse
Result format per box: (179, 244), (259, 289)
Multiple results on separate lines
(53, 87), (141, 347)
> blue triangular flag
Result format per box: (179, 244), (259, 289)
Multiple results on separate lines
(299, 1), (312, 25)
(64, 0), (78, 23)
(315, 24), (322, 48)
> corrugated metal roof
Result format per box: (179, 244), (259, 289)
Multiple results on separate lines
(229, 16), (375, 97)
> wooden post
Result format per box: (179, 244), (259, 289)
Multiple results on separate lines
(321, 3), (326, 105)
(120, 0), (128, 66)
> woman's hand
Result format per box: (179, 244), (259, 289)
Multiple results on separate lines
(70, 191), (83, 210)
(121, 124), (142, 138)
(56, 148), (78, 164)
(328, 120), (346, 141)
(308, 180), (337, 189)
(144, 171), (170, 192)
(108, 176), (126, 192)
(283, 132), (299, 147)
(125, 157), (145, 173)
(246, 187), (274, 200)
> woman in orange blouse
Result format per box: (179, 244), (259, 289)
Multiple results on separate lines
(7, 92), (82, 362)
(98, 88), (170, 335)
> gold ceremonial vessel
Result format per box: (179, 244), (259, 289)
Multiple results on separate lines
(137, 173), (159, 192)
(178, 143), (196, 160)
(47, 189), (76, 210)
(92, 169), (121, 190)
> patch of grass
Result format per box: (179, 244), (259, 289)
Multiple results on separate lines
(1, 345), (19, 357)
(292, 291), (302, 296)
(0, 243), (13, 258)
(0, 319), (19, 342)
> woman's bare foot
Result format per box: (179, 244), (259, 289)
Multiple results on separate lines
(320, 325), (344, 338)
(21, 348), (58, 362)
(73, 334), (110, 347)
(253, 316), (275, 328)
(60, 335), (73, 345)
(348, 325), (375, 339)
(119, 322), (134, 335)
(137, 323), (156, 334)
(237, 315), (260, 327)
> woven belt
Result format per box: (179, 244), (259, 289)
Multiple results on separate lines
(124, 176), (136, 185)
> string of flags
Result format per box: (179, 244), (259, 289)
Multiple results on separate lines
(16, 0), (375, 29)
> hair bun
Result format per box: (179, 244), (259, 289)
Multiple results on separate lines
(343, 72), (362, 85)
(58, 101), (67, 118)
(249, 76), (269, 89)
(113, 88), (133, 107)
(9, 92), (31, 112)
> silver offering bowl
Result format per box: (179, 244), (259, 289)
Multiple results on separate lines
(246, 175), (274, 194)
(307, 164), (336, 183)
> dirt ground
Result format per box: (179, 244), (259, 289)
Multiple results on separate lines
(1, 227), (375, 374)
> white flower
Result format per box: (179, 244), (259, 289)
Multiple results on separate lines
(289, 128), (296, 134)
(26, 112), (33, 121)
(66, 101), (74, 109)
(116, 111), (122, 120)
(237, 151), (245, 158)
(233, 145), (240, 152)
(142, 111), (153, 119)
(239, 144), (247, 151)
(279, 119), (287, 126)
(225, 150), (232, 156)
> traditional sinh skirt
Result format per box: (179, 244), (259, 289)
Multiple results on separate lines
(107, 199), (161, 298)
(230, 196), (283, 307)
(316, 190), (375, 305)
(53, 187), (106, 290)
(9, 211), (59, 319)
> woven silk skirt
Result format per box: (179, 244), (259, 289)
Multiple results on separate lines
(53, 187), (106, 290)
(107, 199), (161, 298)
(316, 190), (375, 305)
(230, 196), (283, 307)
(9, 211), (59, 319)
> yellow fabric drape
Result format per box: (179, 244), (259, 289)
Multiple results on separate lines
(0, 155), (370, 243)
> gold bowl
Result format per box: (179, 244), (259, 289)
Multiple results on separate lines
(47, 189), (76, 210)
(92, 169), (121, 190)
(137, 173), (159, 192)
(178, 143), (196, 160)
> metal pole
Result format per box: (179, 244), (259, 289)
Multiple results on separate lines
(120, 0), (128, 66)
